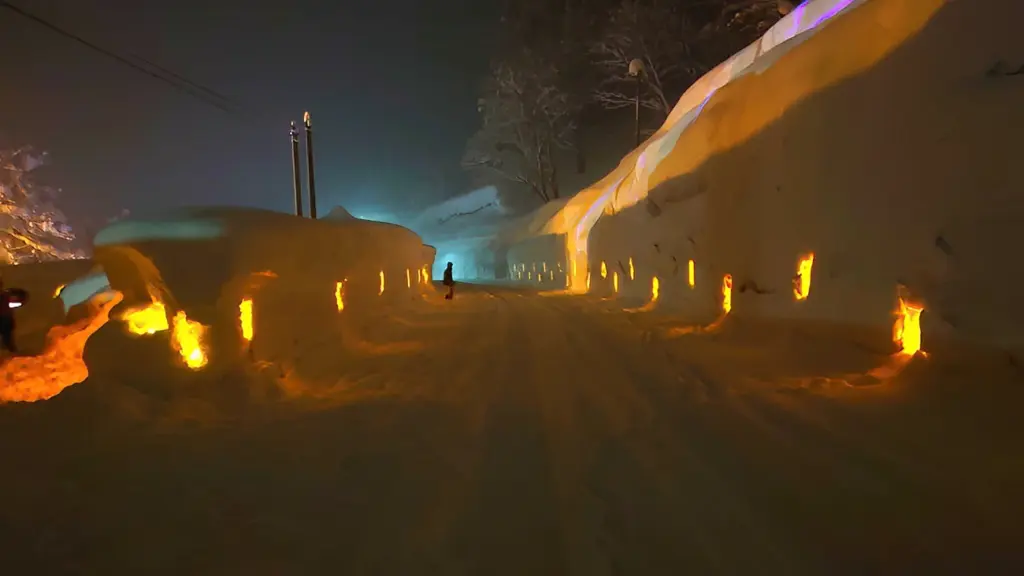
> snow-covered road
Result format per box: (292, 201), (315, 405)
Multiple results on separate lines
(1, 283), (1022, 574)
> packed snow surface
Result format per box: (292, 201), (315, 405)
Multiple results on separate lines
(0, 283), (1022, 572)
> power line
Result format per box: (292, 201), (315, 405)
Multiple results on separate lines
(1, 1), (234, 112)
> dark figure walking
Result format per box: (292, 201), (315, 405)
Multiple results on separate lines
(443, 262), (455, 300)
(0, 276), (28, 354)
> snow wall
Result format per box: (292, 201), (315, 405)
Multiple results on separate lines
(78, 207), (435, 384)
(505, 0), (1024, 353)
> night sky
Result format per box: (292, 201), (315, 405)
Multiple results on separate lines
(0, 0), (499, 228)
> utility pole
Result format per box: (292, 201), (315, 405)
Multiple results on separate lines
(290, 121), (303, 217)
(303, 111), (317, 219)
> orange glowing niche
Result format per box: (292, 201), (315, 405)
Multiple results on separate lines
(600, 261), (607, 279)
(894, 296), (924, 356)
(651, 276), (660, 302)
(335, 280), (345, 311)
(172, 311), (207, 369)
(612, 272), (619, 293)
(793, 253), (814, 301)
(379, 271), (385, 295)
(406, 269), (411, 288)
(722, 274), (733, 314)
(239, 298), (254, 341)
(688, 259), (695, 288)
(120, 300), (169, 335)
(628, 257), (635, 280)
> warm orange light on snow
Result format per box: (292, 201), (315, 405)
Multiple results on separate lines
(379, 271), (385, 295)
(422, 265), (429, 283)
(613, 272), (619, 293)
(53, 284), (65, 298)
(651, 276), (660, 301)
(794, 253), (814, 300)
(586, 272), (591, 291)
(335, 281), (345, 311)
(688, 259), (695, 288)
(239, 298), (253, 341)
(628, 257), (635, 280)
(121, 300), (169, 335)
(572, 260), (577, 278)
(171, 311), (207, 370)
(0, 291), (122, 403)
(894, 296), (924, 356)
(722, 274), (733, 314)
(600, 261), (607, 279)
(406, 268), (411, 288)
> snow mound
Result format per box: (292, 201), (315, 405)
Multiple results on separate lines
(322, 205), (356, 221)
(2, 207), (437, 403)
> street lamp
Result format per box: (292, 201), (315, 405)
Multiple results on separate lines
(628, 58), (645, 148)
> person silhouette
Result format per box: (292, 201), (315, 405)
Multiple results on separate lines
(0, 276), (29, 354)
(442, 262), (455, 300)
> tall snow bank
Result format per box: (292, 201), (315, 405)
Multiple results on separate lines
(588, 0), (1024, 353)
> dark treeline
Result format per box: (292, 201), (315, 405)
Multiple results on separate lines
(462, 0), (795, 205)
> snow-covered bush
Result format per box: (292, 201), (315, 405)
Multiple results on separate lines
(0, 147), (85, 264)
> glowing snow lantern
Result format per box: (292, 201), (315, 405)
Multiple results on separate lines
(543, 262), (547, 273)
(528, 271), (532, 279)
(572, 260), (577, 278)
(335, 280), (345, 311)
(406, 268), (411, 288)
(628, 257), (635, 280)
(171, 311), (207, 369)
(586, 272), (591, 291)
(793, 253), (815, 301)
(688, 259), (695, 288)
(239, 298), (253, 341)
(422, 265), (429, 283)
(379, 271), (385, 295)
(600, 261), (607, 279)
(722, 274), (733, 314)
(53, 284), (66, 298)
(894, 296), (924, 356)
(549, 270), (554, 281)
(120, 301), (169, 335)
(613, 272), (619, 293)
(651, 276), (660, 302)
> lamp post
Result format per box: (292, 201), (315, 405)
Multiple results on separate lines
(628, 58), (645, 148)
(303, 111), (317, 219)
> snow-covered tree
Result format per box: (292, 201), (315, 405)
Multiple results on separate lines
(462, 56), (578, 203)
(0, 147), (84, 265)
